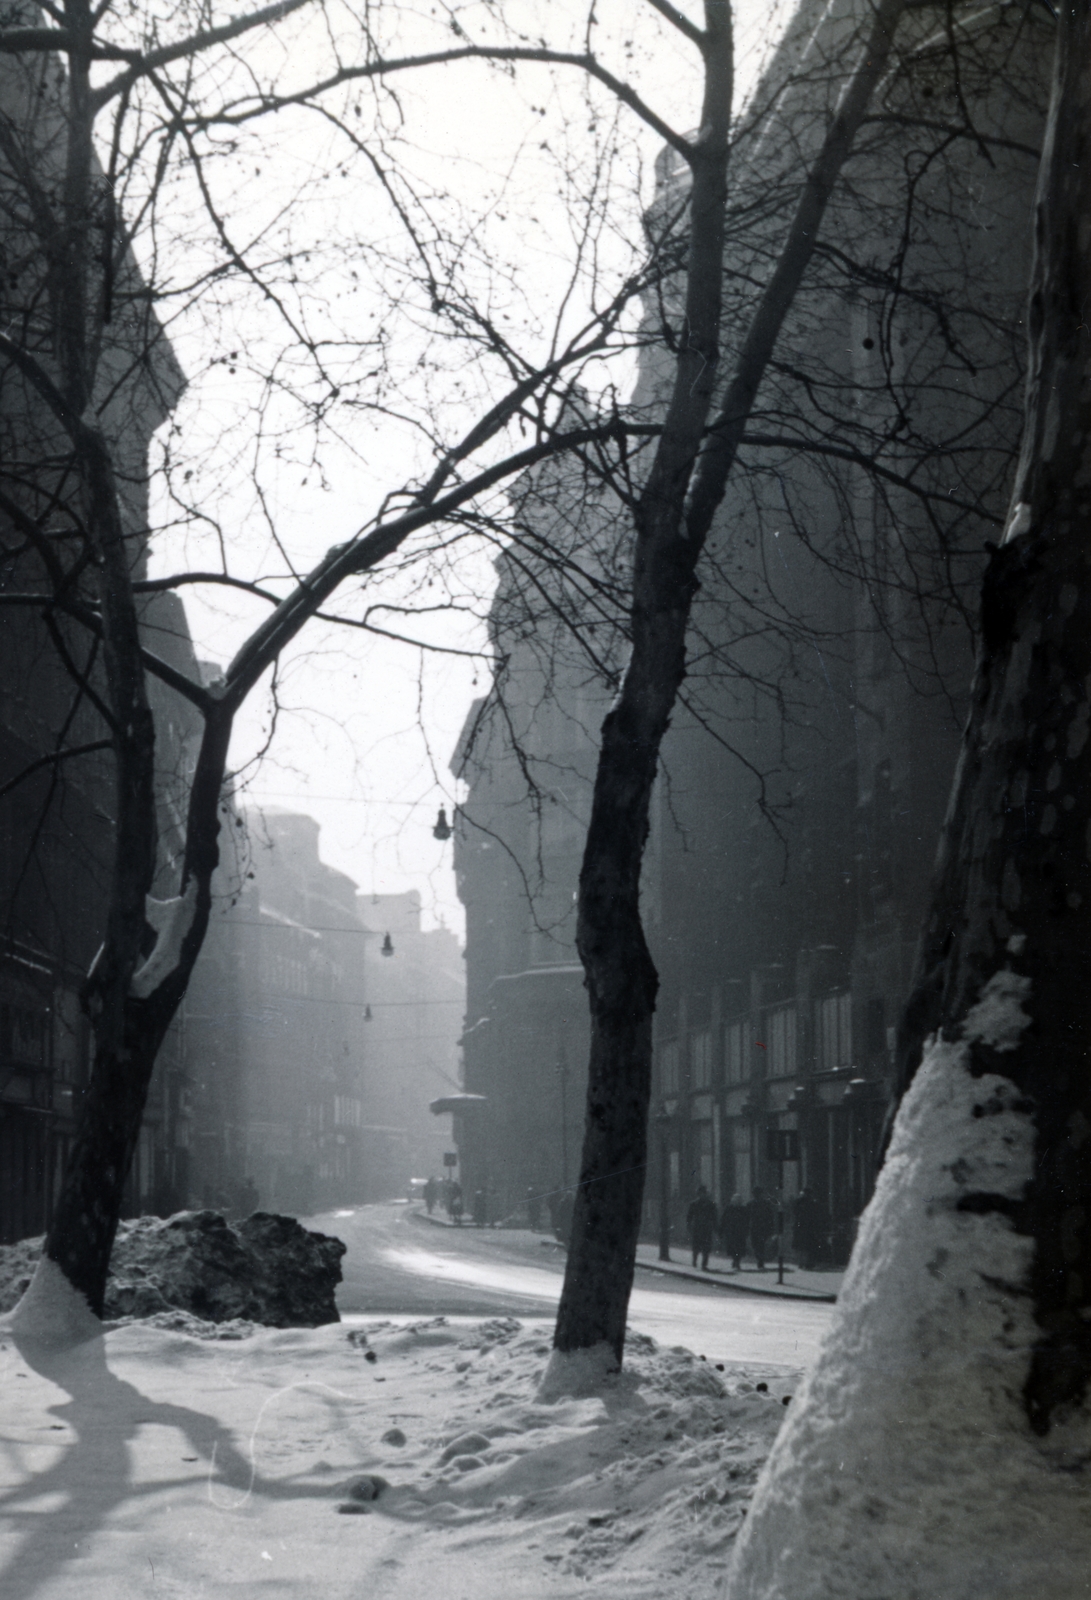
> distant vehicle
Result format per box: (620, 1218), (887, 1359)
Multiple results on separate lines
(406, 1178), (428, 1204)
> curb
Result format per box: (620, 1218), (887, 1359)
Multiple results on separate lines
(632, 1256), (838, 1304)
(406, 1208), (838, 1303)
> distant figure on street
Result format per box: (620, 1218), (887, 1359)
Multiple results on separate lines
(473, 1187), (487, 1227)
(423, 1176), (438, 1215)
(748, 1187), (777, 1270)
(686, 1185), (718, 1271)
(554, 1189), (575, 1245)
(526, 1186), (541, 1231)
(719, 1193), (748, 1270)
(448, 1181), (463, 1224)
(792, 1187), (826, 1270)
(237, 1175), (260, 1217)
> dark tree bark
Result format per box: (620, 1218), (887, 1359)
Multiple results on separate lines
(554, 0), (910, 1365)
(895, 0), (1091, 1434)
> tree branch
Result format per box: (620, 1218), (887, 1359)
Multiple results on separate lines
(644, 0), (707, 52)
(173, 46), (693, 157)
(0, 740), (113, 804)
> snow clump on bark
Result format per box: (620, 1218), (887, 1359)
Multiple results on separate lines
(727, 970), (1091, 1600)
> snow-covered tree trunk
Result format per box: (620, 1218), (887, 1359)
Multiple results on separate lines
(727, 8), (1091, 1594)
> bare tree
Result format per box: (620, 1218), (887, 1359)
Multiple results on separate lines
(546, 0), (931, 1373)
(0, 0), (1048, 1358)
(0, 0), (677, 1325)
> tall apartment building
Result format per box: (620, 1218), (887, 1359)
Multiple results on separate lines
(452, 0), (1051, 1255)
(0, 20), (199, 1239)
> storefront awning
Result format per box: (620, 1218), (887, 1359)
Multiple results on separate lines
(429, 1094), (488, 1115)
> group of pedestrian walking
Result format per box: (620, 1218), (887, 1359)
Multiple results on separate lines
(715, 1188), (777, 1269)
(421, 1174), (464, 1221)
(686, 1185), (826, 1272)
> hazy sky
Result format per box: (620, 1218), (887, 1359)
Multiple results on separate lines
(148, 1), (790, 937)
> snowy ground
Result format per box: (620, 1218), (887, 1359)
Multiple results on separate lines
(0, 1311), (801, 1599)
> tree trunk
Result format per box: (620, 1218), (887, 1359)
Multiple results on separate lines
(40, 708), (234, 1316)
(553, 0), (907, 1368)
(728, 9), (1091, 1594)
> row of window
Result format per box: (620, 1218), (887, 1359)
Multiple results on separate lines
(658, 993), (854, 1092)
(308, 1095), (363, 1133)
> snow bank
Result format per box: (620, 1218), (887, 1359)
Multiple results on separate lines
(2, 1257), (101, 1346)
(0, 1311), (798, 1599)
(0, 1211), (345, 1328)
(537, 1340), (623, 1400)
(727, 981), (1091, 1600)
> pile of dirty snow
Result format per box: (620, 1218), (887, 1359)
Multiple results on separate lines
(0, 1211), (345, 1327)
(0, 1309), (797, 1599)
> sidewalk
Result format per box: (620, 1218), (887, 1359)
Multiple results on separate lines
(406, 1206), (841, 1303)
(632, 1241), (840, 1303)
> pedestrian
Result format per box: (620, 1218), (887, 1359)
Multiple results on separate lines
(686, 1185), (718, 1270)
(448, 1181), (463, 1224)
(719, 1192), (748, 1270)
(748, 1187), (777, 1270)
(423, 1175), (438, 1215)
(526, 1186), (541, 1231)
(473, 1187), (487, 1227)
(237, 1175), (259, 1217)
(792, 1186), (826, 1270)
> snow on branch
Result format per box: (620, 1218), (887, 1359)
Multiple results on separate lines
(130, 883), (198, 999)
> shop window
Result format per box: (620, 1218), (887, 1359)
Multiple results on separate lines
(691, 1030), (712, 1089)
(659, 1040), (680, 1095)
(732, 1121), (752, 1201)
(767, 1005), (797, 1078)
(816, 992), (853, 1072)
(725, 1020), (752, 1084)
(694, 1122), (713, 1191)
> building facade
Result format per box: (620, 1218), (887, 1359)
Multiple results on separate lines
(0, 20), (199, 1239)
(355, 890), (464, 1199)
(452, 0), (1052, 1255)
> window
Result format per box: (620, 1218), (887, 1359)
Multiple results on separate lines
(691, 1030), (712, 1089)
(732, 1120), (752, 1201)
(815, 992), (853, 1072)
(659, 1040), (680, 1095)
(334, 1096), (361, 1128)
(725, 1020), (752, 1084)
(767, 1006), (797, 1078)
(694, 1122), (713, 1191)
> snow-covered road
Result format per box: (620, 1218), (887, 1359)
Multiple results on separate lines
(313, 1203), (832, 1371)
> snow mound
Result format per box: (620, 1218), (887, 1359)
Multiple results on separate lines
(0, 1310), (796, 1600)
(357, 1319), (796, 1594)
(108, 1308), (259, 1340)
(728, 1033), (1091, 1600)
(0, 1211), (346, 1329)
(2, 1256), (101, 1345)
(0, 1233), (44, 1313)
(537, 1340), (623, 1400)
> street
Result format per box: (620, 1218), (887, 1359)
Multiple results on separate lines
(305, 1201), (833, 1370)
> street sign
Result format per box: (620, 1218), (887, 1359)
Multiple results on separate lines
(443, 1151), (458, 1168)
(766, 1129), (800, 1162)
